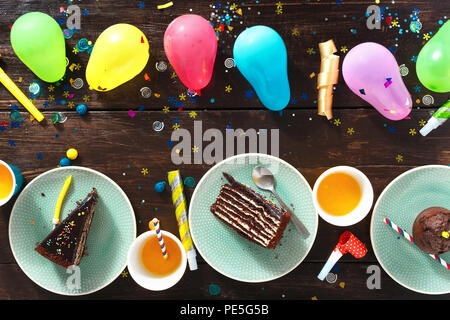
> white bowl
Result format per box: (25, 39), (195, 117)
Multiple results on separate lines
(127, 230), (187, 291)
(312, 166), (374, 226)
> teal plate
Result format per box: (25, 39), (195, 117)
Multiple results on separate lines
(189, 154), (318, 282)
(371, 165), (450, 295)
(9, 167), (136, 296)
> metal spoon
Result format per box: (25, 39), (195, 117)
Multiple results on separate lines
(251, 166), (310, 239)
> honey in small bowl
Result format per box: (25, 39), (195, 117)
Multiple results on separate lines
(140, 235), (182, 277)
(317, 172), (362, 216)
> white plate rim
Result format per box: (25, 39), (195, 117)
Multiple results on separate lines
(8, 166), (137, 296)
(188, 153), (318, 283)
(370, 164), (450, 295)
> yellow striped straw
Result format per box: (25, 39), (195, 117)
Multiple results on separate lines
(168, 170), (197, 271)
(53, 175), (72, 228)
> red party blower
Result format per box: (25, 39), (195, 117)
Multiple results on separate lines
(317, 231), (367, 281)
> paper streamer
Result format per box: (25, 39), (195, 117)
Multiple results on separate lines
(318, 231), (367, 280)
(317, 39), (339, 120)
(168, 170), (198, 271)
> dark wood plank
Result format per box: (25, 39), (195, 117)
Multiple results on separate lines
(0, 0), (448, 112)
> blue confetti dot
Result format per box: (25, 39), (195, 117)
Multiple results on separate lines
(209, 283), (221, 296)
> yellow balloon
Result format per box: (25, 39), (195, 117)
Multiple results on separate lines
(86, 24), (149, 92)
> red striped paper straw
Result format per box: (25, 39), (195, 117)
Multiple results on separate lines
(383, 217), (450, 271)
(149, 218), (168, 259)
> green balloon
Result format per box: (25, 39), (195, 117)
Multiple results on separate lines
(416, 20), (450, 93)
(10, 12), (66, 83)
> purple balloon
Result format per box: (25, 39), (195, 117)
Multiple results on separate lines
(342, 42), (412, 121)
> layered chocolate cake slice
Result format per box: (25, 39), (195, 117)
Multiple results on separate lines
(35, 188), (98, 268)
(210, 173), (290, 249)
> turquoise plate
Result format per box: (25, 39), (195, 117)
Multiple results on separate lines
(371, 165), (450, 295)
(9, 167), (136, 296)
(189, 154), (318, 282)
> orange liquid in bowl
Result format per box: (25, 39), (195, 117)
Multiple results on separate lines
(0, 164), (13, 200)
(141, 235), (182, 276)
(317, 172), (362, 216)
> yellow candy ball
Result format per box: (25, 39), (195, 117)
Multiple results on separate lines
(66, 148), (78, 160)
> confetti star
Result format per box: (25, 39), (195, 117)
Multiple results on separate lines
(347, 127), (355, 135)
(391, 20), (399, 27)
(179, 93), (186, 101)
(62, 91), (70, 98)
(36, 153), (43, 160)
(171, 72), (177, 79)
(423, 33), (430, 40)
(333, 118), (341, 126)
(141, 168), (149, 175)
(83, 95), (90, 102)
(291, 28), (299, 36)
(172, 123), (180, 130)
(275, 7), (283, 14)
(48, 85), (55, 92)
(409, 128), (417, 136)
(396, 154), (403, 163)
(419, 119), (426, 126)
(192, 146), (199, 153)
(411, 55), (418, 63)
(225, 85), (232, 93)
(8, 140), (16, 146)
(67, 101), (75, 109)
(121, 270), (128, 278)
(276, 2), (283, 8)
(306, 48), (315, 55)
(230, 3), (238, 10)
(48, 95), (55, 102)
(137, 1), (145, 8)
(72, 47), (79, 54)
(74, 63), (82, 71)
(163, 106), (170, 113)
(340, 46), (348, 53)
(189, 111), (197, 119)
(413, 85), (421, 93)
(82, 9), (89, 16)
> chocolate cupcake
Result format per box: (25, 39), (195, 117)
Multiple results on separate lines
(412, 207), (450, 255)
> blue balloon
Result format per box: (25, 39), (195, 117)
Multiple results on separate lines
(233, 26), (290, 111)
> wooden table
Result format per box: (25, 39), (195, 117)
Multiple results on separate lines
(0, 0), (449, 300)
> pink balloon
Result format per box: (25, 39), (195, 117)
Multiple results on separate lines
(342, 42), (412, 121)
(164, 14), (217, 92)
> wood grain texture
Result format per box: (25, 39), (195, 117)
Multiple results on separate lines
(0, 0), (449, 300)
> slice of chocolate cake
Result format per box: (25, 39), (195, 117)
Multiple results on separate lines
(35, 188), (98, 268)
(210, 173), (290, 249)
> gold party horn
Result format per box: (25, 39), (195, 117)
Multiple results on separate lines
(317, 40), (339, 120)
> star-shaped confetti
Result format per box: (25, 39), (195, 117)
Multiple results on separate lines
(173, 123), (180, 130)
(163, 106), (170, 113)
(189, 111), (197, 119)
(121, 270), (128, 278)
(419, 119), (426, 126)
(192, 146), (199, 153)
(347, 127), (355, 135)
(48, 85), (55, 92)
(291, 28), (299, 36)
(67, 101), (75, 109)
(396, 154), (403, 163)
(306, 48), (315, 55)
(141, 168), (149, 175)
(179, 93), (186, 101)
(423, 33), (430, 40)
(8, 140), (16, 146)
(409, 128), (417, 136)
(48, 95), (55, 102)
(225, 85), (232, 93)
(83, 95), (90, 102)
(333, 118), (341, 126)
(340, 46), (348, 53)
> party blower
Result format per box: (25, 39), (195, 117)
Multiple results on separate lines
(342, 42), (412, 121)
(318, 231), (367, 281)
(86, 24), (149, 92)
(233, 26), (290, 111)
(416, 20), (450, 93)
(164, 15), (217, 95)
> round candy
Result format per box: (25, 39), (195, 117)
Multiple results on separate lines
(76, 104), (88, 115)
(66, 148), (78, 160)
(154, 181), (166, 193)
(59, 157), (71, 167)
